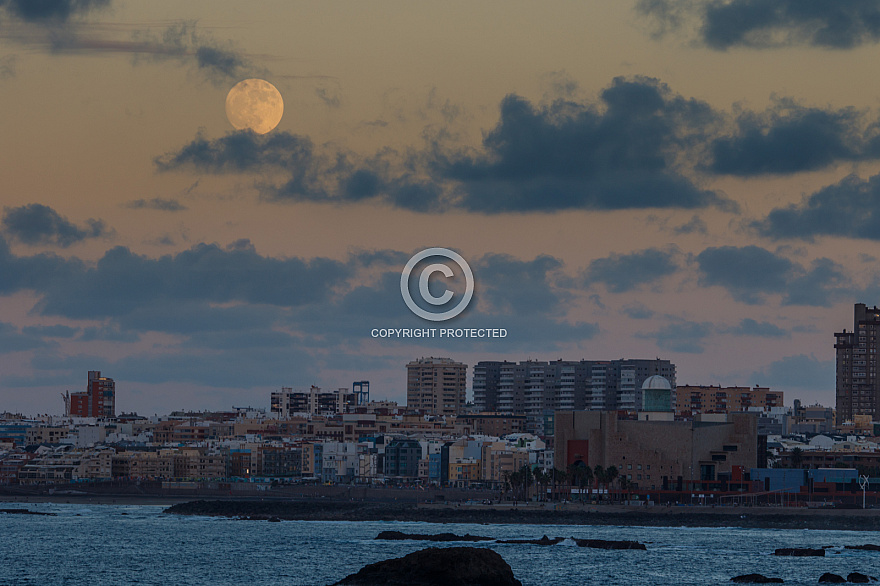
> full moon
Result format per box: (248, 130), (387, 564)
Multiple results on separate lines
(225, 79), (284, 134)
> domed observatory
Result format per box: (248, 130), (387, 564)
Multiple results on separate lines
(638, 375), (674, 421)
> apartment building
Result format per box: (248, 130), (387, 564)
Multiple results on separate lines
(406, 357), (467, 415)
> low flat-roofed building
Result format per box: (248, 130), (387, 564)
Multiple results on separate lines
(555, 411), (761, 491)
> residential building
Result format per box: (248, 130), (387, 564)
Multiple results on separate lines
(836, 303), (880, 423)
(455, 413), (527, 436)
(66, 371), (116, 419)
(270, 386), (357, 417)
(26, 426), (69, 446)
(383, 438), (422, 479)
(473, 358), (676, 432)
(406, 357), (467, 415)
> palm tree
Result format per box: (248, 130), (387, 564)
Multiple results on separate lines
(502, 470), (513, 496)
(550, 467), (567, 501)
(594, 465), (607, 500)
(518, 465), (534, 500)
(619, 476), (630, 503)
(534, 469), (550, 501)
(605, 466), (619, 502)
(582, 465), (594, 498)
(790, 447), (804, 469)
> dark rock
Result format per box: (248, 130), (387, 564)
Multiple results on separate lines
(496, 535), (563, 545)
(267, 516), (281, 522)
(847, 573), (876, 583)
(818, 574), (846, 583)
(573, 538), (647, 550)
(845, 544), (880, 551)
(773, 548), (825, 557)
(331, 546), (522, 586)
(375, 531), (493, 542)
(730, 574), (783, 583)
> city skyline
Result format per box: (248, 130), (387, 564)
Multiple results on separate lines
(5, 1), (880, 413)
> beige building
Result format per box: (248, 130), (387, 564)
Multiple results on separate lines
(481, 442), (529, 484)
(25, 426), (69, 446)
(406, 357), (467, 415)
(675, 385), (783, 418)
(555, 411), (760, 490)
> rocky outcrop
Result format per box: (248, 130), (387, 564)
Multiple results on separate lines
(846, 573), (877, 583)
(573, 538), (647, 550)
(331, 547), (522, 586)
(845, 544), (880, 551)
(818, 574), (846, 583)
(375, 531), (493, 542)
(0, 509), (56, 516)
(162, 500), (880, 531)
(496, 535), (563, 545)
(773, 548), (825, 556)
(730, 574), (783, 583)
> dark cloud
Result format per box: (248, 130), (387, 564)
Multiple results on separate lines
(697, 245), (794, 304)
(708, 100), (880, 176)
(637, 0), (880, 50)
(157, 77), (736, 214)
(78, 325), (139, 343)
(0, 54), (16, 79)
(1, 17), (262, 86)
(748, 354), (834, 392)
(125, 198), (187, 212)
(0, 0), (110, 23)
(284, 252), (598, 352)
(21, 324), (78, 338)
(2, 203), (110, 248)
(0, 322), (51, 353)
(723, 318), (788, 337)
(755, 173), (880, 240)
(673, 214), (708, 235)
(128, 22), (262, 85)
(622, 303), (655, 319)
(315, 86), (342, 108)
(437, 78), (730, 212)
(34, 240), (350, 320)
(475, 254), (567, 315)
(118, 302), (280, 336)
(638, 319), (712, 353)
(0, 237), (85, 295)
(155, 130), (320, 175)
(109, 346), (310, 388)
(696, 245), (849, 306)
(584, 248), (679, 292)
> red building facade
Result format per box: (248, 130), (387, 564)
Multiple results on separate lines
(68, 371), (115, 418)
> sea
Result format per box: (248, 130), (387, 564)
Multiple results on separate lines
(1, 503), (879, 585)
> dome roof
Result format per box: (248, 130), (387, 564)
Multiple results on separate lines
(641, 375), (672, 390)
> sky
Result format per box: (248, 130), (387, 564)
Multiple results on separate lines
(3, 0), (880, 415)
